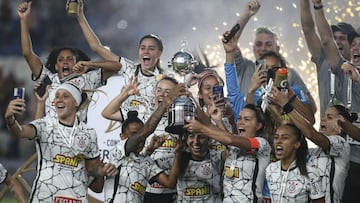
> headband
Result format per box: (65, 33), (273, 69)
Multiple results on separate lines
(56, 83), (82, 106)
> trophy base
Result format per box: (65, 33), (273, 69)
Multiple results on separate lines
(165, 124), (187, 135)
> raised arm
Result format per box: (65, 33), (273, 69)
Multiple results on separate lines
(287, 107), (330, 151)
(232, 0), (261, 63)
(102, 77), (140, 121)
(125, 84), (187, 155)
(5, 99), (36, 140)
(312, 0), (342, 69)
(77, 0), (119, 61)
(184, 119), (253, 151)
(17, 1), (43, 78)
(300, 0), (322, 58)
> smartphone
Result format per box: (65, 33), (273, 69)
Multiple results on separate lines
(255, 59), (266, 71)
(36, 76), (52, 97)
(223, 23), (241, 43)
(14, 87), (25, 99)
(212, 85), (225, 105)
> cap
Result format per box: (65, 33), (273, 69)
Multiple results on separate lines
(331, 22), (356, 35)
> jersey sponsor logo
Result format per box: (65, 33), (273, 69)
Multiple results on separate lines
(184, 185), (210, 196)
(130, 99), (142, 107)
(209, 144), (226, 151)
(54, 196), (82, 203)
(162, 139), (176, 148)
(131, 181), (146, 196)
(53, 154), (81, 167)
(224, 166), (240, 178)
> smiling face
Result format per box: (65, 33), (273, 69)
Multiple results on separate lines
(273, 125), (300, 162)
(334, 31), (351, 60)
(350, 36), (360, 66)
(186, 133), (209, 160)
(236, 108), (263, 138)
(319, 106), (342, 135)
(253, 32), (280, 60)
(155, 79), (176, 107)
(138, 37), (162, 73)
(54, 89), (78, 121)
(55, 50), (77, 79)
(198, 75), (220, 107)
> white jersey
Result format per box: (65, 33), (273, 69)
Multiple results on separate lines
(104, 140), (163, 203)
(144, 116), (179, 194)
(0, 163), (7, 184)
(308, 135), (350, 203)
(176, 151), (223, 203)
(30, 116), (99, 203)
(119, 57), (160, 123)
(266, 161), (325, 202)
(223, 137), (271, 203)
(38, 67), (103, 122)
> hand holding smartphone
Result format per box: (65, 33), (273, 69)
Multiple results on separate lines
(14, 87), (25, 99)
(212, 85), (225, 108)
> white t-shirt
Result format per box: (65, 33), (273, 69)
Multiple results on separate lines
(104, 140), (163, 203)
(308, 135), (350, 203)
(30, 116), (99, 203)
(266, 161), (325, 202)
(176, 151), (223, 203)
(223, 137), (271, 203)
(119, 57), (160, 123)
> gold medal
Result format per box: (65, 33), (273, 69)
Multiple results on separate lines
(156, 74), (164, 81)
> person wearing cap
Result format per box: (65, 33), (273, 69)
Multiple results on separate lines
(300, 0), (355, 116)
(4, 83), (118, 203)
(226, 0), (317, 120)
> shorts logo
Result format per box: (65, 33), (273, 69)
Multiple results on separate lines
(54, 196), (82, 203)
(53, 154), (80, 167)
(131, 181), (146, 196)
(184, 185), (210, 196)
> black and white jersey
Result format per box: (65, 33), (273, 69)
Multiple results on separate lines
(266, 161), (325, 202)
(30, 116), (99, 202)
(0, 163), (7, 184)
(308, 135), (350, 203)
(223, 137), (271, 203)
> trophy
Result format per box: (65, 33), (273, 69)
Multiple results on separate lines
(165, 50), (197, 134)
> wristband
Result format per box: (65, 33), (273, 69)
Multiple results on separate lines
(283, 102), (294, 114)
(314, 4), (323, 10)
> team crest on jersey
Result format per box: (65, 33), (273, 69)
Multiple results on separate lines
(69, 77), (85, 89)
(54, 196), (82, 203)
(199, 162), (212, 177)
(286, 181), (301, 194)
(73, 133), (90, 151)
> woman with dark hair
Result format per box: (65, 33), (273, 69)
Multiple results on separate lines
(266, 123), (325, 203)
(17, 1), (121, 122)
(103, 84), (186, 203)
(77, 0), (164, 123)
(285, 104), (353, 203)
(184, 103), (271, 202)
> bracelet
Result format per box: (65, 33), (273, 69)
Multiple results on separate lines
(314, 4), (323, 10)
(283, 102), (294, 114)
